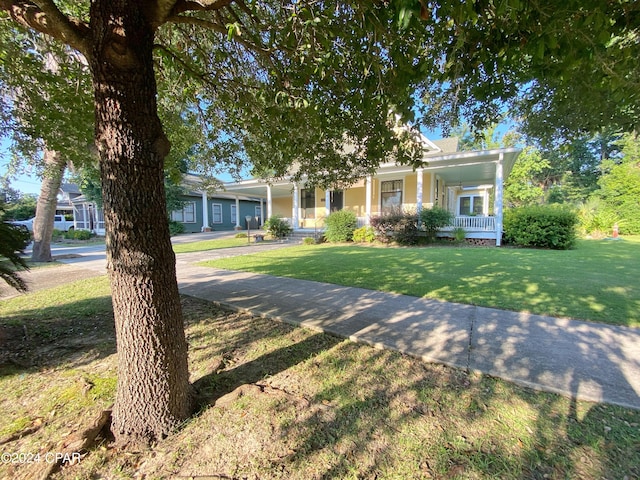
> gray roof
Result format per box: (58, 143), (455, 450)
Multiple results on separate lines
(431, 137), (459, 153)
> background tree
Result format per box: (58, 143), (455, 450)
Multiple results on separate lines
(0, 26), (94, 261)
(0, 185), (36, 220)
(591, 134), (640, 234)
(503, 147), (551, 207)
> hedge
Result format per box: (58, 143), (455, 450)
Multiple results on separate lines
(503, 205), (578, 249)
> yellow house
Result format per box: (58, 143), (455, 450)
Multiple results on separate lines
(223, 137), (520, 246)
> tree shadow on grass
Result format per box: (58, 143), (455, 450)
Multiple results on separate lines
(174, 299), (640, 480)
(263, 345), (640, 480)
(0, 295), (115, 375)
(191, 327), (342, 411)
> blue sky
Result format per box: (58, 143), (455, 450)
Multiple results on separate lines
(1, 139), (43, 195)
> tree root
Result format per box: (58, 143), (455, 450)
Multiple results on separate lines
(0, 418), (45, 445)
(36, 408), (112, 480)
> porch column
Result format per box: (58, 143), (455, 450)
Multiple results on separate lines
(430, 174), (436, 207)
(260, 198), (264, 226)
(266, 185), (272, 220)
(416, 168), (424, 214)
(495, 154), (504, 246)
(201, 191), (209, 232)
(235, 195), (241, 228)
(482, 188), (490, 216)
(325, 189), (331, 217)
(365, 175), (372, 225)
(292, 183), (299, 229)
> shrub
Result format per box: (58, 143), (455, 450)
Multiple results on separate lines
(63, 229), (92, 240)
(577, 199), (619, 237)
(419, 206), (453, 241)
(0, 222), (30, 291)
(168, 220), (185, 236)
(263, 215), (292, 239)
(302, 237), (316, 245)
(71, 229), (92, 240)
(370, 210), (419, 245)
(503, 205), (578, 249)
(324, 210), (358, 242)
(235, 232), (248, 238)
(352, 226), (376, 243)
(452, 227), (467, 243)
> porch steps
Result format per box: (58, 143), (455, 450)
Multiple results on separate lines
(284, 229), (325, 243)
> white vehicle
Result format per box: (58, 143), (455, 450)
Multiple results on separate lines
(11, 214), (74, 232)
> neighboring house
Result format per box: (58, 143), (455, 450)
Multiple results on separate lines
(67, 175), (263, 235)
(57, 183), (83, 219)
(172, 174), (263, 233)
(223, 136), (521, 246)
(71, 194), (105, 235)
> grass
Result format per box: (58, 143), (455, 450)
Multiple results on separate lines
(201, 237), (640, 327)
(172, 236), (255, 253)
(1, 275), (639, 479)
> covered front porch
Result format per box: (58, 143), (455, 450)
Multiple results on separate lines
(222, 148), (520, 246)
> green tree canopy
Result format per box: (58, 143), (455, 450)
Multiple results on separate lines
(1, 0), (638, 448)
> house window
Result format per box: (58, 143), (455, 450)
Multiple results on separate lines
(255, 205), (262, 219)
(381, 180), (403, 214)
(301, 188), (315, 218)
(458, 196), (484, 216)
(212, 203), (223, 223)
(231, 204), (237, 224)
(171, 202), (196, 223)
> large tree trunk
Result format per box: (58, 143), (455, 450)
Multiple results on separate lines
(31, 149), (65, 262)
(88, 1), (191, 446)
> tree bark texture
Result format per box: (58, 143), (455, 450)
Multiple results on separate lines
(87, 0), (191, 446)
(31, 149), (66, 262)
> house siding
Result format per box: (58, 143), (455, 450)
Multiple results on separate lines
(175, 195), (261, 233)
(272, 197), (292, 219)
(345, 186), (366, 217)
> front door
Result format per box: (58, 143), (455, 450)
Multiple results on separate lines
(330, 190), (343, 212)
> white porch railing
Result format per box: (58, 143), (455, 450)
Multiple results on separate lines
(445, 216), (495, 231)
(357, 215), (495, 232)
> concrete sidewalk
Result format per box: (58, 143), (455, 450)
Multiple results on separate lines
(175, 250), (640, 411)
(52, 240), (640, 410)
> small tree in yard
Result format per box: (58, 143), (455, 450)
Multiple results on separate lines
(419, 207), (453, 242)
(324, 210), (357, 242)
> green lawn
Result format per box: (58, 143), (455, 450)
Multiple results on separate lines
(201, 237), (640, 327)
(172, 237), (250, 253)
(1, 276), (639, 479)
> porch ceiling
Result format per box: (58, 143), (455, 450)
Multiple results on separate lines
(431, 162), (497, 187)
(222, 148), (520, 197)
(222, 180), (292, 198)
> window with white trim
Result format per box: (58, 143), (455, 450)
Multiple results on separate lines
(255, 205), (261, 219)
(231, 204), (237, 224)
(171, 202), (196, 223)
(381, 180), (403, 214)
(458, 195), (484, 216)
(212, 203), (223, 224)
